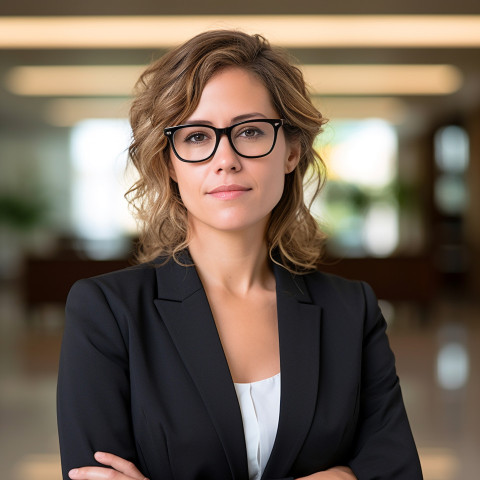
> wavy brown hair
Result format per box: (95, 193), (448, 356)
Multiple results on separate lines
(127, 29), (327, 273)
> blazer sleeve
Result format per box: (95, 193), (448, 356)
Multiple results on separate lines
(57, 278), (141, 480)
(347, 282), (423, 479)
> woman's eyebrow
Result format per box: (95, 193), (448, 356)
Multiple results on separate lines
(231, 112), (268, 123)
(182, 119), (213, 126)
(184, 113), (268, 126)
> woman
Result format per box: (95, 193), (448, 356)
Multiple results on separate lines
(57, 30), (423, 480)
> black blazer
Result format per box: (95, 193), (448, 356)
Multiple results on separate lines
(57, 254), (423, 480)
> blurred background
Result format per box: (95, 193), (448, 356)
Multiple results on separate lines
(1, 2), (479, 479)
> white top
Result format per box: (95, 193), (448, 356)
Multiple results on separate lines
(234, 373), (281, 480)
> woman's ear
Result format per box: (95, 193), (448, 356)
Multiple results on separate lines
(168, 159), (178, 182)
(284, 140), (301, 174)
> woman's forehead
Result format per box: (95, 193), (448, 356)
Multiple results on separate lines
(185, 67), (277, 123)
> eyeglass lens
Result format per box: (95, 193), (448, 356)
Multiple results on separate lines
(172, 121), (277, 162)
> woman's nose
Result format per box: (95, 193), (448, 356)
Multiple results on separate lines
(211, 135), (242, 172)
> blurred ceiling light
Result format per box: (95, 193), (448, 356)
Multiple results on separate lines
(314, 97), (408, 124)
(45, 98), (131, 127)
(303, 65), (462, 95)
(0, 15), (480, 49)
(5, 65), (143, 96)
(6, 64), (462, 97)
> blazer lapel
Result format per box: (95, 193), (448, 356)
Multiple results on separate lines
(263, 264), (322, 480)
(152, 255), (249, 480)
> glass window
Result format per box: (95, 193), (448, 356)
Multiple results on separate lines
(434, 125), (469, 173)
(70, 119), (137, 259)
(312, 119), (399, 257)
(433, 125), (469, 216)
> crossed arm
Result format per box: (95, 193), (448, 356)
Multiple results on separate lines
(68, 452), (357, 480)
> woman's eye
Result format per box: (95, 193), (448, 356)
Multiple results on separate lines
(239, 127), (263, 138)
(185, 132), (209, 143)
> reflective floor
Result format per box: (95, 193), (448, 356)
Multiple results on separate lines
(0, 283), (479, 480)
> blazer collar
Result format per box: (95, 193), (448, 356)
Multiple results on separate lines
(153, 252), (321, 480)
(154, 250), (203, 301)
(154, 250), (312, 303)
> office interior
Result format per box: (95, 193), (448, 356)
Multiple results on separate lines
(0, 2), (479, 479)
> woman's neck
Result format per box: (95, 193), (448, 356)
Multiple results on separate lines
(187, 225), (274, 296)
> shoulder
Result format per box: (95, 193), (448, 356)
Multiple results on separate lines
(66, 258), (178, 315)
(301, 269), (380, 325)
(303, 268), (375, 302)
(65, 259), (172, 336)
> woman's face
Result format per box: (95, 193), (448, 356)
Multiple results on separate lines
(168, 67), (300, 238)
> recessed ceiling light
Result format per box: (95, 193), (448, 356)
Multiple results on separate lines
(315, 97), (408, 124)
(5, 66), (143, 96)
(0, 15), (479, 49)
(44, 98), (131, 127)
(303, 65), (463, 96)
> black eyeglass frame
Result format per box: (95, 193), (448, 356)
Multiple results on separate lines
(164, 118), (285, 163)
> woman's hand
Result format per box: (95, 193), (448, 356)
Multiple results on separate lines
(68, 452), (148, 480)
(297, 466), (357, 479)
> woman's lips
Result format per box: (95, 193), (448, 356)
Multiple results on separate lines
(207, 184), (251, 199)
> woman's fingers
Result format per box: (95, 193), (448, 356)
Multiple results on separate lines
(94, 452), (146, 479)
(68, 452), (148, 480)
(69, 466), (124, 479)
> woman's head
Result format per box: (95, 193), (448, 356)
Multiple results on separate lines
(128, 29), (327, 272)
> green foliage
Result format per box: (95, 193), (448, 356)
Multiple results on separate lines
(0, 193), (48, 230)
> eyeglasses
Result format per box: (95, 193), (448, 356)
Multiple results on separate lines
(164, 118), (285, 163)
